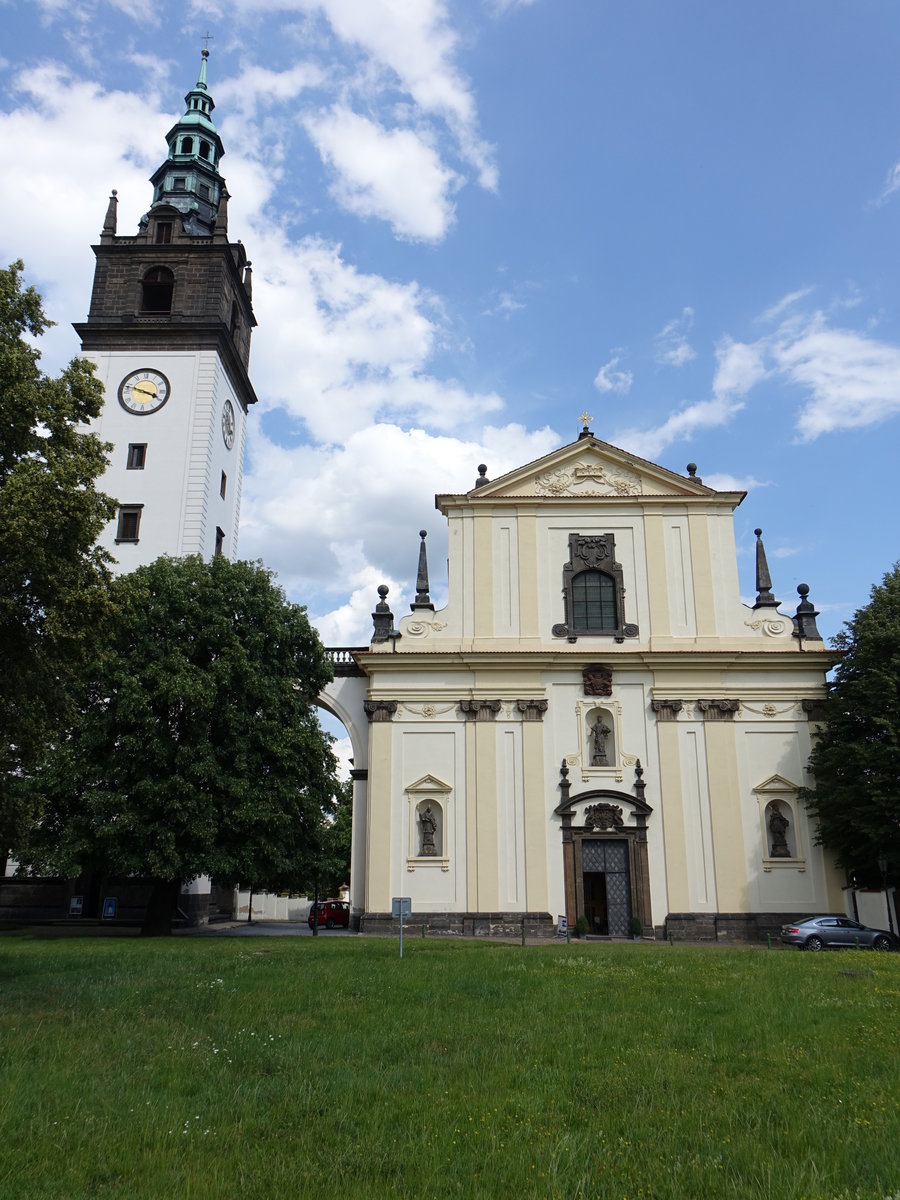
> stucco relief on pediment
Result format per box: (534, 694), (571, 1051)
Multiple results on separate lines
(531, 460), (641, 497)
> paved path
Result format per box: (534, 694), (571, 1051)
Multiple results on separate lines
(184, 920), (352, 937)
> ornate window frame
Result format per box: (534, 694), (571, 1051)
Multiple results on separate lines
(754, 774), (805, 872)
(552, 533), (638, 642)
(405, 774), (451, 872)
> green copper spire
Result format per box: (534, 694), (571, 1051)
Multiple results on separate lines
(145, 47), (226, 238)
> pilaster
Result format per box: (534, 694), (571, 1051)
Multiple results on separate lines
(704, 721), (748, 911)
(365, 723), (394, 912)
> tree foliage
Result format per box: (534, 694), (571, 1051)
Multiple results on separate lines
(801, 563), (900, 883)
(0, 261), (115, 860)
(317, 776), (353, 897)
(18, 555), (338, 931)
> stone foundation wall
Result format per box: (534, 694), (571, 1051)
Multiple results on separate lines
(359, 911), (555, 938)
(665, 912), (819, 943)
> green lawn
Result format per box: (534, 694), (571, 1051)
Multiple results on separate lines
(1, 934), (898, 1200)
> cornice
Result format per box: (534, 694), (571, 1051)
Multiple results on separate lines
(357, 646), (839, 674)
(74, 320), (258, 410)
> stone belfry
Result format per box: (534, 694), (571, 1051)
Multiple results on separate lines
(74, 47), (257, 569)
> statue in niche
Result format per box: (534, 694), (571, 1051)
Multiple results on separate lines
(590, 716), (612, 766)
(419, 806), (438, 856)
(768, 805), (791, 858)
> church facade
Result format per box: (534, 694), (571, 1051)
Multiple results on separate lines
(4, 53), (843, 938)
(325, 432), (843, 940)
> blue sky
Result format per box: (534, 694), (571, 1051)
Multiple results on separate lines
(2, 0), (899, 649)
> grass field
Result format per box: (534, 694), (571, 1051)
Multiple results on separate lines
(1, 933), (899, 1200)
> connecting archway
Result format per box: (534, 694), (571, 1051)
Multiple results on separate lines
(319, 653), (370, 918)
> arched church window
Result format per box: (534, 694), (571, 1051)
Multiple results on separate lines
(572, 571), (617, 632)
(554, 533), (637, 642)
(181, 136), (193, 155)
(141, 266), (174, 314)
(199, 140), (211, 160)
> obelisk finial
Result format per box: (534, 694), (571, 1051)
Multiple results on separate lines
(411, 530), (434, 611)
(752, 528), (780, 609)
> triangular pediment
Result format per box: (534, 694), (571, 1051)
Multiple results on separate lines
(405, 773), (452, 795)
(438, 436), (737, 509)
(753, 774), (799, 794)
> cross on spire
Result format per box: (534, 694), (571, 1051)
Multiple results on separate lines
(202, 31), (214, 53)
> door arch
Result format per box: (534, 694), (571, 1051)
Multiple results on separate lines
(554, 772), (653, 936)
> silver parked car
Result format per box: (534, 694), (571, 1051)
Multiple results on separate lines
(780, 916), (897, 951)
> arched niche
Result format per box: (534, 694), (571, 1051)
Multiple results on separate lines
(405, 774), (451, 872)
(573, 699), (626, 781)
(585, 705), (616, 769)
(754, 775), (805, 870)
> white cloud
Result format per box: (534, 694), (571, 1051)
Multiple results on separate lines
(655, 307), (696, 367)
(617, 292), (900, 456)
(489, 0), (541, 12)
(702, 473), (769, 493)
(712, 337), (767, 398)
(229, 0), (498, 190)
(758, 286), (814, 324)
(244, 228), (503, 440)
(304, 105), (461, 241)
(483, 291), (525, 318)
(311, 547), (405, 645)
(240, 421), (559, 612)
(0, 65), (170, 367)
(615, 396), (738, 461)
(773, 317), (900, 440)
(875, 160), (900, 207)
(593, 353), (633, 396)
(215, 61), (327, 117)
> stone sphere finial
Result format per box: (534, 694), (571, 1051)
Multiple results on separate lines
(754, 527), (763, 538)
(377, 584), (389, 599)
(686, 462), (697, 477)
(797, 583), (810, 598)
(419, 529), (427, 539)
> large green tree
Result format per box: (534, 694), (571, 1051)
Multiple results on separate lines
(802, 563), (900, 887)
(19, 554), (338, 933)
(0, 261), (115, 864)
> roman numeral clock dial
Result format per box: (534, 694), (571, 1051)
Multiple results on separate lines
(118, 369), (171, 415)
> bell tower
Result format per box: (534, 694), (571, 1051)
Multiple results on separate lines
(74, 48), (257, 568)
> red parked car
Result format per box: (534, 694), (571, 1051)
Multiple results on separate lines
(307, 900), (350, 929)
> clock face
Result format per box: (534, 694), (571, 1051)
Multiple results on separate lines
(118, 369), (170, 415)
(222, 399), (236, 449)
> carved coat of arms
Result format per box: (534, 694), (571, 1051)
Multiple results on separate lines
(583, 803), (624, 831)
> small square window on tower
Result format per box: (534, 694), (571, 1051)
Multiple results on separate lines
(154, 222), (172, 245)
(220, 470), (227, 498)
(173, 176), (186, 191)
(115, 505), (143, 544)
(127, 443), (147, 470)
